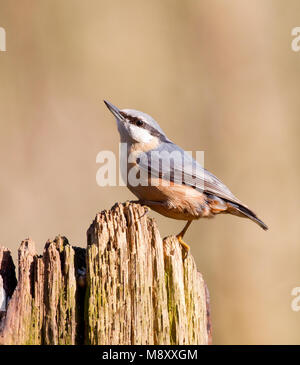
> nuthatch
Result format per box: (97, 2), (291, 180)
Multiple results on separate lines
(104, 100), (268, 255)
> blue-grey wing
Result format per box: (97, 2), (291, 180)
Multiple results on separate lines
(137, 140), (242, 204)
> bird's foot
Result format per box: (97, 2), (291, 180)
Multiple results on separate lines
(140, 205), (151, 218)
(176, 234), (190, 259)
(129, 200), (151, 218)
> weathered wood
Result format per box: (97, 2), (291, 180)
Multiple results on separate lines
(0, 247), (17, 328)
(85, 202), (209, 345)
(0, 236), (85, 345)
(0, 202), (210, 345)
(164, 237), (208, 345)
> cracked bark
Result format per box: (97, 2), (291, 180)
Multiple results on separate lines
(0, 202), (210, 345)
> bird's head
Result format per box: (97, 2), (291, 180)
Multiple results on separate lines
(104, 100), (168, 144)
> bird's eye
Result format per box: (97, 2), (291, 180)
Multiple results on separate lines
(136, 120), (143, 127)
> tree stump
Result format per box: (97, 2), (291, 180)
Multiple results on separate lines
(0, 202), (211, 345)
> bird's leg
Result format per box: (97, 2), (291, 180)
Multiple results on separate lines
(176, 221), (192, 257)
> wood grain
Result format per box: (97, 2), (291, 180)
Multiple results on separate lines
(0, 202), (210, 345)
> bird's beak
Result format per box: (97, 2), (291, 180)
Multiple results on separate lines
(104, 100), (124, 121)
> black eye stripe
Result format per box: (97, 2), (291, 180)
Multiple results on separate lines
(120, 112), (141, 125)
(120, 111), (169, 141)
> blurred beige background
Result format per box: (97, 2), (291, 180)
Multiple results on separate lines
(0, 0), (300, 344)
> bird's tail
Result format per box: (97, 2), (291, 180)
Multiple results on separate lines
(226, 201), (268, 231)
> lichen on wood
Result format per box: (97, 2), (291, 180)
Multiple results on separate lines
(0, 236), (85, 345)
(0, 202), (210, 345)
(85, 202), (209, 345)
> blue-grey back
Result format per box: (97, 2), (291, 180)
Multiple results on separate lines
(137, 140), (241, 204)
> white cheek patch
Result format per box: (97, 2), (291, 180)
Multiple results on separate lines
(129, 124), (153, 143)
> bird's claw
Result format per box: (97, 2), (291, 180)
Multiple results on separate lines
(140, 205), (151, 218)
(176, 235), (190, 260)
